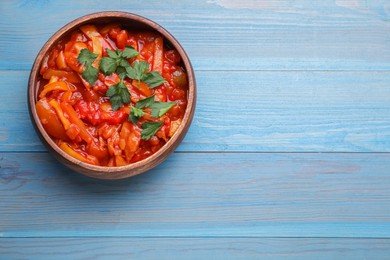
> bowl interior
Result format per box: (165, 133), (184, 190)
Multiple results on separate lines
(28, 12), (196, 179)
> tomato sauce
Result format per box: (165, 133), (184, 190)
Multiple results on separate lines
(36, 24), (188, 166)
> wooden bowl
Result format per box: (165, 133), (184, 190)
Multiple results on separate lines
(28, 12), (196, 179)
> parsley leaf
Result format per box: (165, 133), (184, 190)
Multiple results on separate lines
(126, 60), (149, 82)
(142, 71), (167, 88)
(82, 66), (99, 86)
(99, 47), (138, 77)
(128, 95), (176, 124)
(141, 121), (163, 140)
(122, 46), (139, 59)
(150, 101), (177, 118)
(129, 106), (145, 124)
(78, 49), (99, 85)
(135, 95), (155, 109)
(99, 57), (117, 75)
(78, 49), (98, 65)
(109, 95), (123, 110)
(116, 66), (127, 79)
(128, 95), (155, 124)
(106, 81), (131, 111)
(119, 59), (131, 68)
(126, 60), (166, 88)
(107, 49), (120, 59)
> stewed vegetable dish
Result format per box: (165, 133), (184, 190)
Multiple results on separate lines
(36, 23), (188, 166)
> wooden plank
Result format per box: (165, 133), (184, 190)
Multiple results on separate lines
(2, 70), (390, 152)
(1, 152), (390, 238)
(1, 237), (390, 260)
(1, 1), (390, 70)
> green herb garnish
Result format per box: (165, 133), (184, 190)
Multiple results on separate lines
(135, 95), (156, 109)
(150, 101), (177, 118)
(126, 60), (149, 86)
(126, 60), (167, 88)
(106, 81), (131, 111)
(129, 106), (145, 124)
(128, 95), (155, 124)
(77, 49), (99, 85)
(121, 46), (139, 59)
(142, 71), (167, 88)
(128, 95), (176, 124)
(100, 47), (139, 78)
(141, 121), (163, 140)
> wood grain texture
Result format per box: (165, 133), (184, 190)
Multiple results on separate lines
(1, 152), (390, 238)
(2, 70), (389, 152)
(1, 0), (390, 257)
(1, 1), (390, 70)
(1, 237), (390, 260)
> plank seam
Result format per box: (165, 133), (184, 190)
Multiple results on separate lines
(1, 236), (390, 239)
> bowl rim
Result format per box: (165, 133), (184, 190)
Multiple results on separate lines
(28, 11), (196, 179)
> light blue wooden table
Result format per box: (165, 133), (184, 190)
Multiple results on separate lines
(1, 1), (390, 259)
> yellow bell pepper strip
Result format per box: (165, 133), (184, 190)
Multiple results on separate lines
(48, 99), (71, 130)
(124, 129), (140, 162)
(48, 75), (59, 84)
(61, 91), (73, 103)
(42, 68), (81, 83)
(107, 138), (116, 156)
(72, 42), (90, 54)
(118, 121), (140, 162)
(153, 37), (163, 74)
(115, 155), (127, 166)
(60, 102), (94, 144)
(98, 123), (119, 140)
(107, 131), (121, 157)
(58, 141), (99, 165)
(39, 81), (69, 99)
(36, 98), (69, 141)
(56, 50), (67, 69)
(169, 119), (182, 137)
(80, 25), (113, 67)
(91, 37), (102, 67)
(87, 140), (108, 160)
(119, 120), (131, 150)
(80, 25), (102, 43)
(65, 123), (81, 141)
